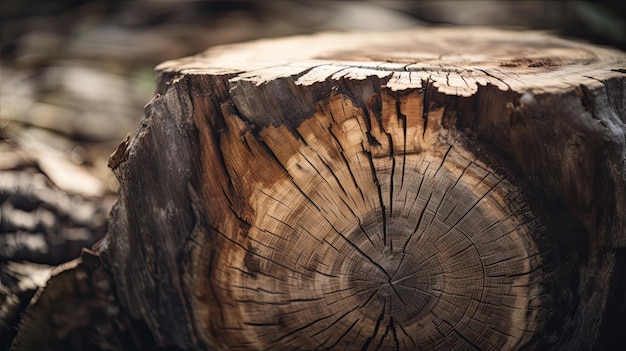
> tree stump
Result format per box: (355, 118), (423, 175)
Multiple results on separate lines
(12, 27), (626, 351)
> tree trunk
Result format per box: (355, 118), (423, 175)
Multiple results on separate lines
(10, 27), (626, 350)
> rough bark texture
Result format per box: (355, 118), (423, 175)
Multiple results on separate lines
(14, 27), (626, 350)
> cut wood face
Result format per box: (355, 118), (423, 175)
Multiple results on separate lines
(191, 89), (543, 350)
(157, 27), (626, 96)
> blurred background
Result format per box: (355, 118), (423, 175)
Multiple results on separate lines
(1, 0), (625, 347)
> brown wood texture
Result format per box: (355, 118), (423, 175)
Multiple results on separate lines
(95, 27), (626, 350)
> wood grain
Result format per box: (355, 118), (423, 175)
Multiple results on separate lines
(189, 89), (545, 350)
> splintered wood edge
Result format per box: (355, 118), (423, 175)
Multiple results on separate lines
(156, 27), (626, 96)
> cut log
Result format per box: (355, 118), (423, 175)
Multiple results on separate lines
(14, 27), (626, 350)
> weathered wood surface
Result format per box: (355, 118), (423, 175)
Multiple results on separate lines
(11, 27), (626, 350)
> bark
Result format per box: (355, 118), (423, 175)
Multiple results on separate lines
(11, 27), (626, 350)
